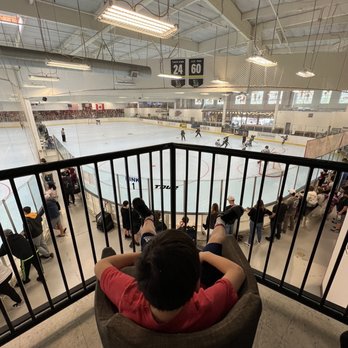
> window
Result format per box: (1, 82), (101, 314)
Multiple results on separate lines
(320, 90), (332, 104)
(204, 99), (214, 105)
(250, 91), (264, 105)
(195, 99), (202, 105)
(339, 91), (348, 104)
(235, 94), (246, 104)
(268, 91), (283, 104)
(294, 90), (314, 104)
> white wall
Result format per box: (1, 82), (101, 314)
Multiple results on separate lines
(169, 108), (202, 122)
(322, 214), (348, 308)
(276, 111), (348, 132)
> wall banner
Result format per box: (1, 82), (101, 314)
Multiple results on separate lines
(189, 58), (204, 88)
(170, 59), (185, 88)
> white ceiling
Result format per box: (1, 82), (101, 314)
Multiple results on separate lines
(0, 0), (347, 103)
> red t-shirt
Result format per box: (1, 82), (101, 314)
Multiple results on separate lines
(100, 266), (238, 333)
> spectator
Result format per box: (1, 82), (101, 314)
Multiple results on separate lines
(23, 206), (54, 259)
(0, 229), (44, 285)
(246, 200), (272, 246)
(94, 197), (246, 333)
(0, 264), (22, 307)
(120, 201), (131, 239)
(203, 203), (219, 231)
(45, 195), (67, 237)
(266, 197), (288, 241)
(224, 195), (236, 235)
(283, 189), (299, 233)
(154, 211), (168, 233)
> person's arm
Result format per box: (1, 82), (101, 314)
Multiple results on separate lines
(94, 252), (141, 280)
(200, 251), (245, 292)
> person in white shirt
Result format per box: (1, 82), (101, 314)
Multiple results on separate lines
(0, 264), (22, 307)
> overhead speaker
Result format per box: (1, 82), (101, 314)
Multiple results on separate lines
(42, 97), (47, 102)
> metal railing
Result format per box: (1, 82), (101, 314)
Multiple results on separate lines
(0, 143), (347, 344)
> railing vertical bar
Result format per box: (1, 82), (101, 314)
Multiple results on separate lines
(236, 157), (249, 238)
(124, 156), (135, 252)
(27, 182), (38, 211)
(293, 165), (300, 188)
(76, 165), (97, 264)
(2, 200), (17, 233)
(8, 177), (54, 306)
(194, 151), (202, 234)
(149, 152), (154, 212)
(170, 145), (176, 229)
(0, 298), (14, 333)
(223, 155), (232, 211)
(116, 174), (121, 202)
(56, 171), (87, 290)
(251, 176), (257, 208)
(206, 153), (216, 243)
(183, 150), (189, 232)
(247, 161), (268, 263)
(299, 170), (342, 296)
(34, 173), (71, 298)
(110, 160), (124, 254)
(136, 154), (143, 199)
(262, 164), (289, 278)
(94, 163), (109, 247)
(159, 150), (165, 230)
(280, 167), (314, 287)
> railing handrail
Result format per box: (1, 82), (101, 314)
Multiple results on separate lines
(1, 142), (348, 181)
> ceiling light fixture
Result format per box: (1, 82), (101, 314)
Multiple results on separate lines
(22, 84), (47, 88)
(246, 55), (277, 67)
(29, 75), (60, 82)
(0, 14), (22, 26)
(211, 79), (229, 84)
(115, 81), (136, 86)
(296, 69), (315, 78)
(46, 60), (91, 71)
(158, 73), (183, 79)
(97, 2), (177, 39)
(175, 92), (185, 94)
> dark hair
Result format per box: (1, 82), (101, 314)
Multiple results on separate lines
(48, 182), (56, 190)
(181, 216), (189, 223)
(211, 203), (219, 214)
(23, 206), (31, 214)
(136, 230), (200, 311)
(122, 200), (128, 207)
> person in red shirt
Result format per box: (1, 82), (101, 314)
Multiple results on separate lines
(95, 198), (245, 333)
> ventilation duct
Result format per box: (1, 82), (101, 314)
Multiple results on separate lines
(0, 45), (151, 77)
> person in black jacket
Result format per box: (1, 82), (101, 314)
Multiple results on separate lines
(0, 229), (44, 285)
(120, 201), (131, 239)
(62, 170), (75, 206)
(23, 206), (53, 259)
(266, 197), (288, 241)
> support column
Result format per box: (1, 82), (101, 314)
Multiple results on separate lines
(273, 92), (281, 131)
(222, 95), (228, 126)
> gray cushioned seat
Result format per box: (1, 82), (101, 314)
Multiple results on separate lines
(95, 236), (262, 348)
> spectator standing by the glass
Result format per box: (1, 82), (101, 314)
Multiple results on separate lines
(61, 128), (66, 142)
(247, 200), (272, 246)
(0, 264), (22, 307)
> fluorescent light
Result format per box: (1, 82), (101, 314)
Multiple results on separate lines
(175, 92), (185, 94)
(46, 60), (91, 71)
(158, 73), (183, 79)
(296, 69), (315, 78)
(211, 79), (229, 84)
(118, 96), (127, 99)
(246, 55), (277, 67)
(22, 84), (46, 88)
(29, 75), (60, 82)
(98, 4), (177, 39)
(200, 92), (209, 95)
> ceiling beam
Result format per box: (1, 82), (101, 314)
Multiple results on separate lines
(261, 4), (348, 30)
(204, 0), (252, 40)
(0, 0), (198, 55)
(242, 0), (348, 21)
(198, 31), (248, 54)
(263, 32), (348, 45)
(271, 42), (348, 54)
